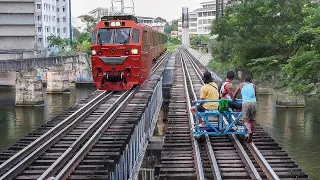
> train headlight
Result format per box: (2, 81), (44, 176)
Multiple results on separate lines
(91, 49), (97, 55)
(131, 48), (139, 55)
(110, 21), (121, 27)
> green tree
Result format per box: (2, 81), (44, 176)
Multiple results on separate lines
(154, 17), (167, 23)
(171, 19), (178, 31)
(78, 14), (96, 33)
(47, 35), (69, 50)
(210, 0), (316, 92)
(164, 23), (172, 34)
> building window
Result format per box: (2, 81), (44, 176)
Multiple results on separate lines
(46, 27), (50, 32)
(57, 28), (60, 33)
(198, 12), (202, 17)
(37, 16), (41, 21)
(57, 8), (59, 12)
(203, 12), (208, 17)
(52, 16), (56, 22)
(63, 27), (66, 33)
(37, 27), (42, 32)
(37, 4), (41, 9)
(198, 19), (202, 25)
(62, 6), (65, 12)
(38, 38), (43, 43)
(63, 17), (66, 22)
(52, 5), (55, 11)
(57, 18), (60, 22)
(53, 27), (56, 33)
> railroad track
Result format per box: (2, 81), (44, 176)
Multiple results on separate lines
(159, 49), (309, 180)
(185, 50), (309, 180)
(0, 52), (169, 180)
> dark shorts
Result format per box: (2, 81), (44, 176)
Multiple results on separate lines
(197, 104), (207, 112)
(228, 101), (242, 110)
(242, 102), (257, 120)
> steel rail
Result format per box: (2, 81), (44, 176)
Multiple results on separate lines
(182, 51), (222, 180)
(228, 115), (280, 180)
(180, 50), (205, 180)
(150, 52), (169, 74)
(53, 51), (168, 180)
(183, 50), (262, 180)
(250, 142), (280, 180)
(38, 90), (132, 179)
(54, 87), (137, 180)
(0, 91), (111, 177)
(0, 91), (114, 180)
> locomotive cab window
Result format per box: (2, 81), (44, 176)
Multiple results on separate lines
(98, 28), (131, 44)
(91, 30), (97, 44)
(132, 28), (140, 44)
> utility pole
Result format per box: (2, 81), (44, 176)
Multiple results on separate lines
(121, 0), (124, 14)
(69, 0), (72, 45)
(216, 0), (220, 20)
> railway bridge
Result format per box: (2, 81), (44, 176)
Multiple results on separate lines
(0, 49), (310, 180)
(0, 54), (93, 106)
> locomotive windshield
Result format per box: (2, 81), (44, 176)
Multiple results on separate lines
(98, 28), (131, 44)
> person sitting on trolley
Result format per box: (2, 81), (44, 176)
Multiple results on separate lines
(220, 71), (242, 111)
(190, 71), (219, 127)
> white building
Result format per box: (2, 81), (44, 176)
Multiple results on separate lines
(177, 0), (234, 36)
(137, 16), (154, 26)
(35, 0), (71, 56)
(0, 0), (36, 60)
(137, 16), (165, 32)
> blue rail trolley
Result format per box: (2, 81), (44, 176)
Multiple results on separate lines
(192, 100), (247, 136)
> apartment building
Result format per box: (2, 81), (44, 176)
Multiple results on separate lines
(35, 0), (71, 56)
(177, 0), (233, 36)
(137, 16), (154, 26)
(0, 0), (36, 60)
(137, 16), (166, 32)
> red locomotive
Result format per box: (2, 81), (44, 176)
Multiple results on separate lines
(90, 15), (167, 91)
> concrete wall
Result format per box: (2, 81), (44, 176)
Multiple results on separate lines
(0, 2), (34, 13)
(0, 14), (35, 25)
(0, 54), (19, 60)
(0, 25), (35, 36)
(0, 0), (36, 57)
(0, 37), (35, 50)
(0, 72), (16, 86)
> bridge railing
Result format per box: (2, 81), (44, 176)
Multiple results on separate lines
(111, 78), (163, 180)
(0, 54), (88, 72)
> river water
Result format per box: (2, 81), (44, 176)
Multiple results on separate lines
(0, 88), (318, 179)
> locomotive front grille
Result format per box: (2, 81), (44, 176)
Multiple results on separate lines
(99, 56), (128, 65)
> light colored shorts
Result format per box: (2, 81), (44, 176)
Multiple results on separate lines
(242, 102), (257, 120)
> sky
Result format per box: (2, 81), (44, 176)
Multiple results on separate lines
(71, 0), (203, 22)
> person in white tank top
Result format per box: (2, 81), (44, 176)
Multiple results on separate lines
(220, 71), (242, 110)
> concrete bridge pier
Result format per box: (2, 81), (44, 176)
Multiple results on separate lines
(15, 70), (44, 106)
(46, 66), (70, 94)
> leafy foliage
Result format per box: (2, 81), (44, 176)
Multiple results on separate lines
(211, 0), (320, 95)
(154, 17), (167, 23)
(78, 15), (97, 33)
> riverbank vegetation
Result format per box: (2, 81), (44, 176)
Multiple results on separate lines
(210, 0), (320, 96)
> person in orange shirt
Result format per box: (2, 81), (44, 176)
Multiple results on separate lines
(191, 71), (219, 127)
